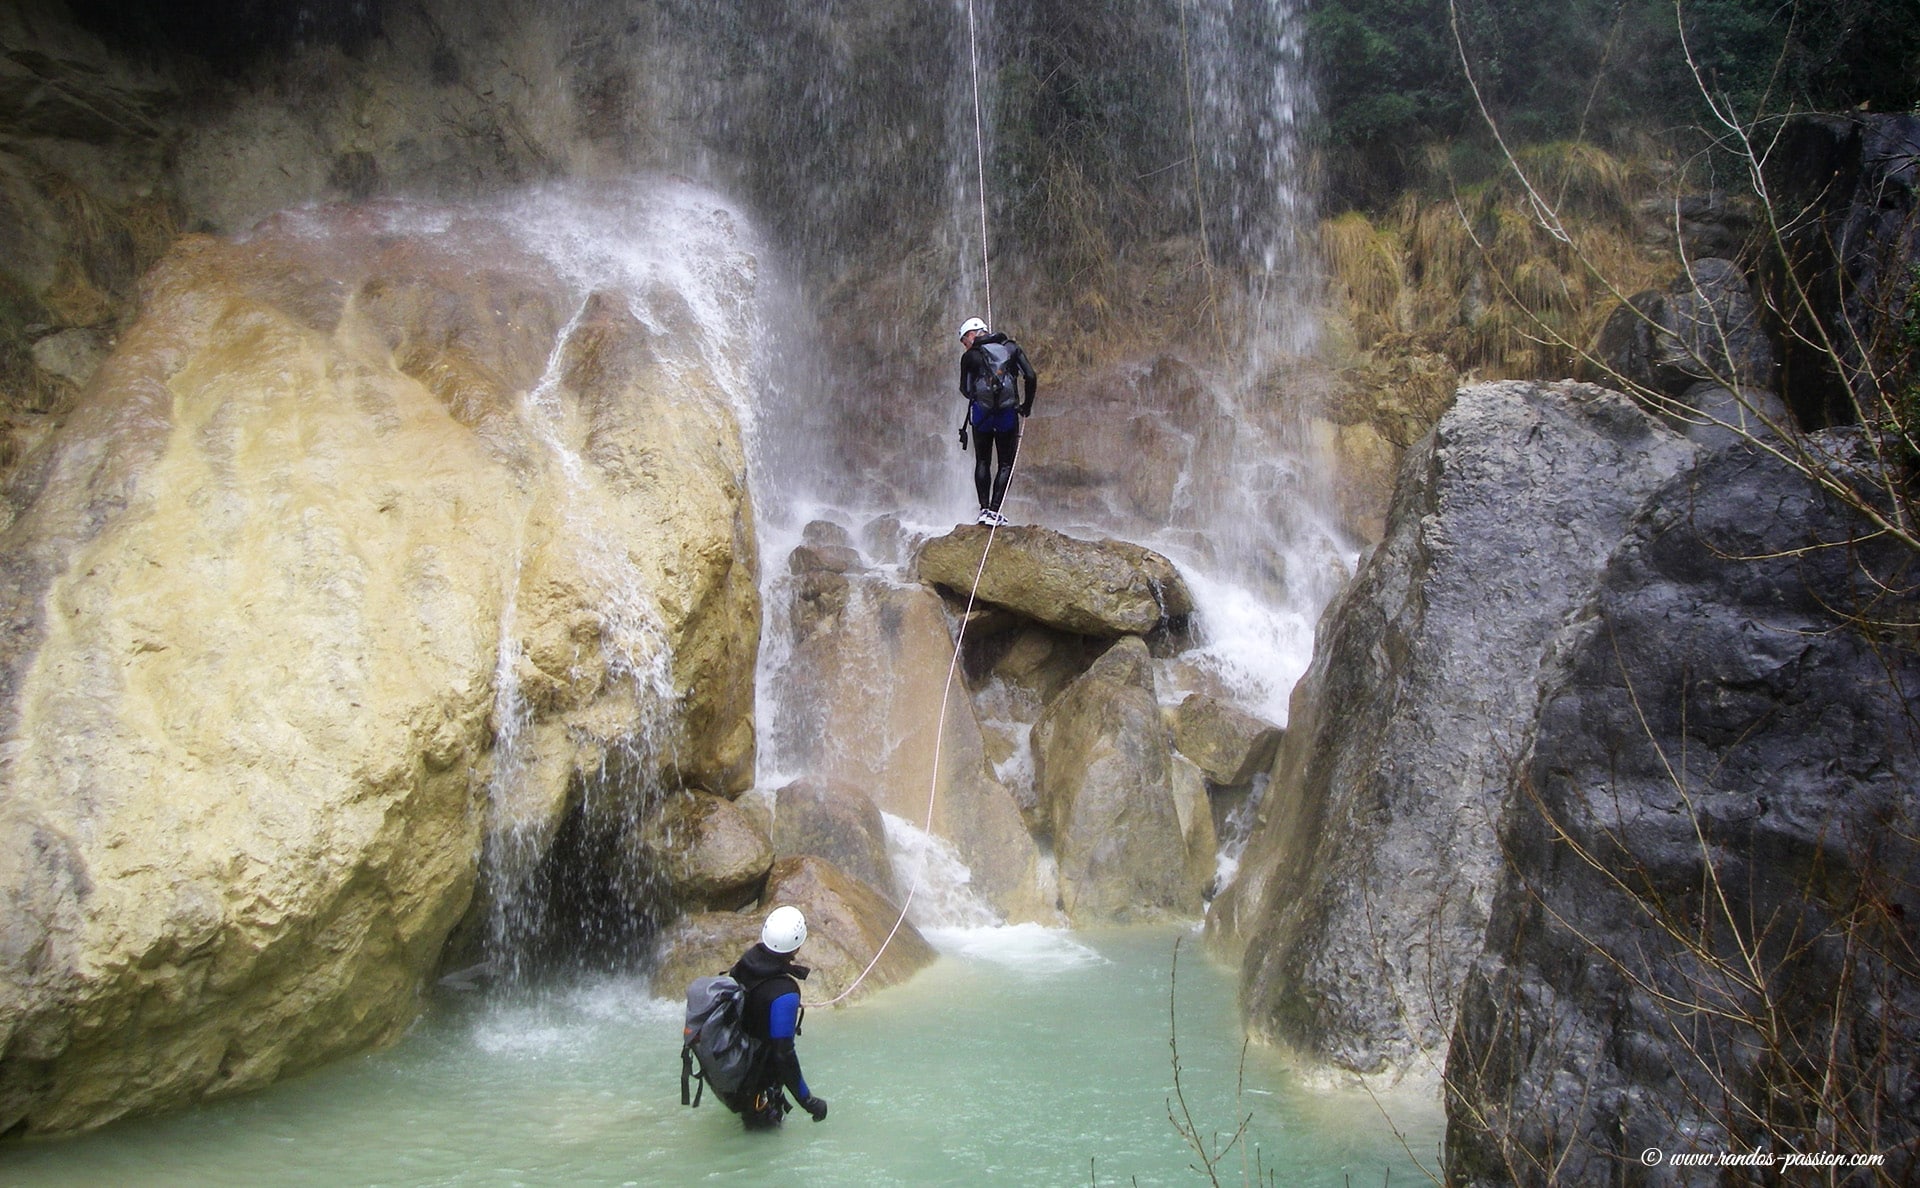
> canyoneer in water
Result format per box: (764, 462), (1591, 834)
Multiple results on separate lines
(955, 316), (1036, 526)
(683, 906), (829, 1130)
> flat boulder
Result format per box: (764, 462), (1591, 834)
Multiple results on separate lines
(914, 525), (1193, 639)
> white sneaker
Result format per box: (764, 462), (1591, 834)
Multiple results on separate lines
(982, 509), (1009, 527)
(976, 508), (995, 525)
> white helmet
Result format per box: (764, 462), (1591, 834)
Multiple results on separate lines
(761, 905), (807, 954)
(957, 316), (988, 340)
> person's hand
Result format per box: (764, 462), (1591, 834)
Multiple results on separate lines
(801, 1095), (828, 1122)
(1018, 400), (1032, 417)
(958, 425), (969, 448)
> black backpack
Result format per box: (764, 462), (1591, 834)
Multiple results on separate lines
(681, 974), (760, 1109)
(969, 340), (1022, 412)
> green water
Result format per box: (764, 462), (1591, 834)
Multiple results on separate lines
(2, 926), (1443, 1187)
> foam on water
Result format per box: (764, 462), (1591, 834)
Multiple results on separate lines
(919, 922), (1107, 974)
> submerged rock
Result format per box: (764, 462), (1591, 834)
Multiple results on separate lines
(1448, 433), (1920, 1183)
(914, 525), (1193, 639)
(1033, 637), (1207, 922)
(0, 193), (760, 1136)
(1208, 380), (1698, 1077)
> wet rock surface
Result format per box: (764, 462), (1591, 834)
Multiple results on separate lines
(769, 553), (1046, 923)
(1208, 380), (1698, 1075)
(770, 778), (897, 902)
(914, 524), (1193, 639)
(0, 197), (760, 1136)
(1595, 257), (1776, 399)
(1764, 113), (1920, 428)
(638, 791), (774, 913)
(1447, 433), (1920, 1184)
(651, 854), (937, 1008)
(1170, 693), (1281, 787)
(1033, 637), (1209, 922)
(760, 856), (936, 1003)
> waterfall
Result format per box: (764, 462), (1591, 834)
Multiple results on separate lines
(448, 183), (770, 975)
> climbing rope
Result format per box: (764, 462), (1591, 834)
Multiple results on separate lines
(803, 0), (1017, 1008)
(965, 0), (994, 326)
(802, 505), (1015, 1008)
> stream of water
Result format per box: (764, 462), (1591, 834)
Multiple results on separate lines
(2, 927), (1441, 1187)
(0, 0), (1441, 1177)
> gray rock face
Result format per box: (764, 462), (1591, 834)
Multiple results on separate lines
(1446, 433), (1920, 1184)
(1671, 381), (1792, 448)
(770, 778), (897, 901)
(1033, 637), (1206, 922)
(914, 525), (1193, 639)
(1207, 381), (1698, 1075)
(1171, 693), (1282, 786)
(1765, 113), (1920, 428)
(1595, 258), (1776, 399)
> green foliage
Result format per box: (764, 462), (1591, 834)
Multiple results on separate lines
(1312, 0), (1920, 206)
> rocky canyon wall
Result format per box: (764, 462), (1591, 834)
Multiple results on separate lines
(0, 191), (759, 1136)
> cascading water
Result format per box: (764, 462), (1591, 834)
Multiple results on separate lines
(3, 2), (1451, 1180)
(369, 183), (774, 977)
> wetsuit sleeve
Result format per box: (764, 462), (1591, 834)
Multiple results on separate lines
(764, 990), (812, 1101)
(1015, 346), (1036, 403)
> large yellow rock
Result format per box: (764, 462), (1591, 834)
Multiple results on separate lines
(0, 191), (760, 1135)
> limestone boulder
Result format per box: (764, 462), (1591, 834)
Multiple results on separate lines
(1032, 637), (1206, 922)
(651, 857), (937, 1006)
(638, 791), (774, 912)
(771, 778), (897, 901)
(765, 564), (1047, 922)
(1170, 755), (1221, 900)
(0, 189), (761, 1136)
(914, 525), (1193, 640)
(1171, 694), (1282, 787)
(1208, 381), (1698, 1078)
(764, 857), (936, 1003)
(648, 911), (764, 995)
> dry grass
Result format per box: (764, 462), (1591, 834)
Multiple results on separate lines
(1322, 141), (1673, 387)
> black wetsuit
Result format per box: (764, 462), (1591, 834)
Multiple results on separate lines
(727, 943), (813, 1129)
(958, 332), (1037, 514)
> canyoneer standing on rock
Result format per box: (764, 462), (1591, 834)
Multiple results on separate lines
(956, 316), (1036, 526)
(727, 906), (829, 1130)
